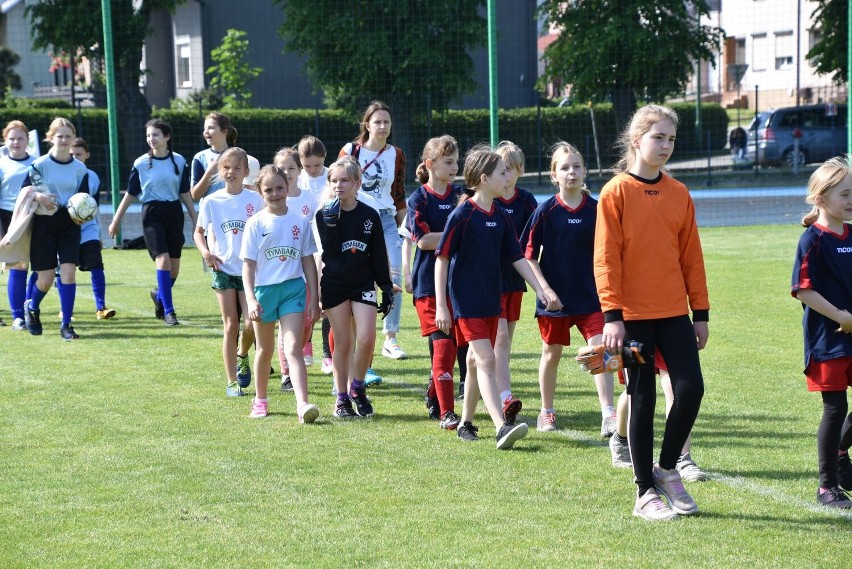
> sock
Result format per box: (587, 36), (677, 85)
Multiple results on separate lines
(156, 270), (174, 314)
(351, 379), (364, 392)
(500, 390), (513, 403)
(336, 392), (349, 404)
(8, 268), (26, 319)
(90, 269), (106, 310)
(432, 337), (457, 415)
(30, 286), (48, 311)
(602, 405), (615, 418)
(321, 317), (331, 358)
(255, 398), (268, 404)
(54, 276), (63, 295)
(613, 432), (627, 444)
(457, 344), (469, 383)
(26, 271), (38, 302)
(427, 378), (437, 399)
(58, 282), (76, 325)
(542, 407), (555, 414)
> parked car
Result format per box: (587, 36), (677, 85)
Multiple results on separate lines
(746, 104), (847, 167)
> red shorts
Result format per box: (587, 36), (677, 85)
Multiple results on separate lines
(537, 312), (604, 346)
(455, 316), (499, 347)
(414, 296), (446, 336)
(806, 357), (852, 392)
(500, 291), (524, 322)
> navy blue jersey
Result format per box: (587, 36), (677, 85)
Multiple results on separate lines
(407, 183), (462, 299)
(791, 222), (852, 367)
(23, 154), (89, 207)
(127, 153), (190, 203)
(435, 198), (523, 319)
(496, 187), (538, 293)
(522, 193), (601, 317)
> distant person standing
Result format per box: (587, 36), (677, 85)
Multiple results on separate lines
(339, 101), (408, 368)
(729, 126), (747, 160)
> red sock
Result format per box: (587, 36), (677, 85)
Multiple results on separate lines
(432, 338), (456, 415)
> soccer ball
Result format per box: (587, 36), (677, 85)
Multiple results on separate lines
(66, 193), (98, 225)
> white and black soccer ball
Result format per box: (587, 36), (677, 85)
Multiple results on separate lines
(67, 193), (98, 225)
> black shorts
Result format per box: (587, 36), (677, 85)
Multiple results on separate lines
(142, 200), (185, 260)
(30, 208), (81, 271)
(320, 279), (378, 311)
(0, 208), (12, 236)
(78, 239), (104, 271)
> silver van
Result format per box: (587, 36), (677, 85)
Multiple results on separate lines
(747, 104), (847, 167)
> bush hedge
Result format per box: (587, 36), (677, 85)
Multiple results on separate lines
(1, 103), (730, 197)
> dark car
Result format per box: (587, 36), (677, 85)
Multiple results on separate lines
(747, 104), (847, 167)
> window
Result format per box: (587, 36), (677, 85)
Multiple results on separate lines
(774, 31), (794, 70)
(752, 33), (767, 72)
(175, 36), (191, 88)
(735, 38), (746, 65)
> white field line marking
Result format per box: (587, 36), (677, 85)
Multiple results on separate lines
(384, 378), (852, 520)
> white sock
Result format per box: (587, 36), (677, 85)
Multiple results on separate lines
(500, 390), (513, 402)
(602, 405), (615, 418)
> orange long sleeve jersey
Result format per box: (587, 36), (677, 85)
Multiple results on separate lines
(593, 172), (710, 322)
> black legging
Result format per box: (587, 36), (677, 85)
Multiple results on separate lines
(625, 315), (705, 495)
(818, 390), (850, 488)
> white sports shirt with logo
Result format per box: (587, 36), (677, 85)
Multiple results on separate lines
(197, 189), (264, 277)
(240, 207), (317, 287)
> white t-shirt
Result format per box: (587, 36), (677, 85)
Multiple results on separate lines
(297, 168), (327, 214)
(197, 188), (264, 276)
(286, 189), (317, 222)
(343, 143), (399, 211)
(240, 208), (317, 287)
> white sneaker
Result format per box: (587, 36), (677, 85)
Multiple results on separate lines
(676, 452), (709, 482)
(381, 338), (407, 360)
(653, 464), (699, 515)
(536, 411), (557, 432)
(600, 414), (617, 438)
(609, 434), (632, 468)
(11, 318), (25, 331)
(633, 489), (679, 521)
(298, 402), (319, 424)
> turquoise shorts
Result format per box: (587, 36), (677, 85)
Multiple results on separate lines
(255, 278), (306, 323)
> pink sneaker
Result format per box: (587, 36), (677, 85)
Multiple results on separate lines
(303, 342), (314, 366)
(321, 357), (333, 375)
(249, 398), (268, 419)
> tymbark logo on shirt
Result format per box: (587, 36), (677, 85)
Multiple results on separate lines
(264, 246), (299, 261)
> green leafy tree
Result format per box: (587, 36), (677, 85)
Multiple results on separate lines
(0, 46), (22, 95)
(806, 0), (847, 83)
(26, 0), (185, 160)
(276, 0), (486, 158)
(539, 0), (722, 131)
(206, 29), (262, 109)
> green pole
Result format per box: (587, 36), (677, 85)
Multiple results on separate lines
(101, 0), (122, 244)
(694, 11), (702, 151)
(487, 0), (498, 146)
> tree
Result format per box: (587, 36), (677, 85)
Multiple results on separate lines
(806, 0), (847, 84)
(206, 29), (263, 109)
(0, 46), (22, 94)
(26, 0), (185, 161)
(275, 0), (486, 159)
(539, 1), (722, 132)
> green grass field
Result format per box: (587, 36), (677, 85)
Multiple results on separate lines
(1, 224), (848, 568)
